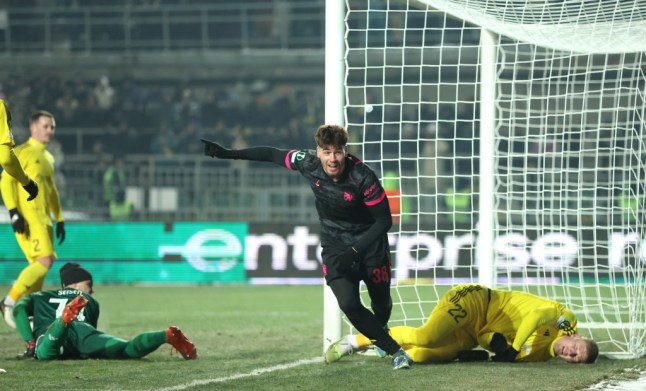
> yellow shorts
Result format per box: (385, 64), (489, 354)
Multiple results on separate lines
(15, 222), (56, 263)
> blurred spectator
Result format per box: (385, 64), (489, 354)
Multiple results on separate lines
(271, 85), (294, 126)
(109, 189), (133, 221)
(174, 87), (201, 126)
(93, 75), (115, 112)
(383, 171), (408, 224)
(200, 89), (223, 127)
(150, 122), (178, 158)
(103, 155), (126, 210)
(175, 120), (202, 154)
(443, 176), (473, 224)
(55, 89), (79, 123)
(618, 181), (640, 224)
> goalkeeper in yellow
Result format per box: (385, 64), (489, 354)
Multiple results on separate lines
(326, 284), (599, 364)
(0, 110), (65, 329)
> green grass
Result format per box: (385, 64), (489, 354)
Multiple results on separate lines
(0, 285), (645, 391)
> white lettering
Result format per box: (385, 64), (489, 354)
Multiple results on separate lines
(159, 229), (241, 273)
(245, 233), (288, 270)
(495, 233), (530, 270)
(395, 234), (443, 280)
(609, 232), (640, 269)
(530, 232), (578, 270)
(287, 226), (320, 270)
(445, 233), (475, 270)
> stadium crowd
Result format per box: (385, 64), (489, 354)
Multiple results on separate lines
(0, 73), (323, 157)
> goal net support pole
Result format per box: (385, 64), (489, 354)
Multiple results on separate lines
(323, 0), (345, 352)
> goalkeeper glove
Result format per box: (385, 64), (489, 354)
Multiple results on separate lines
(490, 333), (519, 362)
(56, 221), (66, 245)
(492, 347), (519, 362)
(489, 332), (508, 355)
(200, 138), (229, 159)
(22, 179), (39, 201)
(17, 340), (36, 359)
(9, 208), (27, 235)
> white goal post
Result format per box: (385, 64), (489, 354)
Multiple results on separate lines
(324, 0), (646, 359)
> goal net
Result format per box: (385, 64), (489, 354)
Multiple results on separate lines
(328, 0), (646, 358)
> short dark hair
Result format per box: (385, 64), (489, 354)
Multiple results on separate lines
(314, 124), (348, 148)
(583, 339), (599, 364)
(29, 110), (55, 125)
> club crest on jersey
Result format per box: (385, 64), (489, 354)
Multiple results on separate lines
(293, 151), (306, 161)
(344, 192), (353, 201)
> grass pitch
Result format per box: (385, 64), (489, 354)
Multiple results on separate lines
(0, 284), (645, 391)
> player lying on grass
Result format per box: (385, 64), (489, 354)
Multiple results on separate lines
(326, 284), (599, 364)
(12, 262), (198, 360)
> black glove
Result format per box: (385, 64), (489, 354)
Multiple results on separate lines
(335, 246), (361, 273)
(9, 208), (27, 235)
(492, 347), (519, 362)
(22, 179), (39, 201)
(17, 339), (36, 359)
(200, 138), (229, 159)
(489, 332), (508, 355)
(56, 221), (66, 245)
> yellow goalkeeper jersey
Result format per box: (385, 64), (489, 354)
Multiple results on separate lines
(477, 289), (577, 362)
(0, 99), (30, 186)
(0, 137), (63, 226)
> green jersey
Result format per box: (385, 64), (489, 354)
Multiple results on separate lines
(14, 289), (100, 341)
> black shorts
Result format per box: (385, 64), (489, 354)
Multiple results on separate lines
(321, 236), (391, 284)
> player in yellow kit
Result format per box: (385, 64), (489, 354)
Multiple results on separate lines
(0, 99), (39, 201)
(326, 284), (599, 364)
(0, 110), (65, 329)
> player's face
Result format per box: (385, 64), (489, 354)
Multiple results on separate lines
(30, 115), (55, 144)
(316, 144), (346, 181)
(554, 335), (589, 363)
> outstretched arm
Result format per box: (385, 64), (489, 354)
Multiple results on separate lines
(0, 144), (30, 186)
(201, 138), (288, 165)
(0, 145), (38, 201)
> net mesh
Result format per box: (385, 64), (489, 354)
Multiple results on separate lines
(341, 0), (646, 358)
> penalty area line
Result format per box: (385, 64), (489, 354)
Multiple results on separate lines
(154, 357), (324, 391)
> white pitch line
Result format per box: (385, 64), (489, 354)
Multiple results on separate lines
(153, 357), (324, 391)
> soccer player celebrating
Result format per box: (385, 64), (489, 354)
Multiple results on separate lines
(0, 99), (38, 200)
(327, 284), (599, 364)
(201, 124), (412, 369)
(0, 110), (64, 328)
(12, 262), (197, 360)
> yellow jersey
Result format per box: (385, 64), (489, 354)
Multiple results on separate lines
(0, 137), (63, 226)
